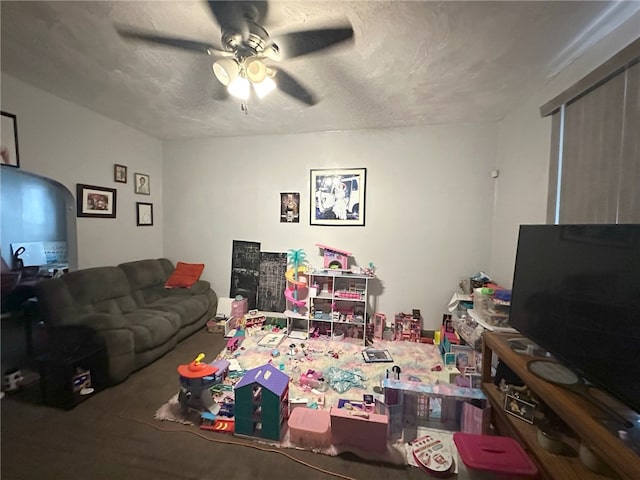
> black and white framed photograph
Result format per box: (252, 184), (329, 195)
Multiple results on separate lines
(1, 111), (20, 168)
(280, 192), (300, 223)
(114, 164), (127, 183)
(136, 202), (153, 226)
(134, 173), (150, 195)
(311, 168), (366, 226)
(76, 184), (117, 218)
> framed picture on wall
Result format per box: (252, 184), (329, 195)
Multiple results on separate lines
(310, 168), (366, 226)
(280, 192), (300, 223)
(136, 202), (153, 226)
(134, 173), (150, 195)
(114, 164), (127, 183)
(1, 111), (20, 168)
(76, 184), (117, 218)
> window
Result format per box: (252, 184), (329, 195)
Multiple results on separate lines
(541, 38), (639, 224)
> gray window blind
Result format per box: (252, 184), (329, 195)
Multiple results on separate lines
(543, 39), (640, 224)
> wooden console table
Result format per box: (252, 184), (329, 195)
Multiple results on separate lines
(482, 332), (640, 480)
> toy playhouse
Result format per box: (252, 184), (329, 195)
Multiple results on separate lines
(315, 244), (352, 270)
(234, 363), (290, 441)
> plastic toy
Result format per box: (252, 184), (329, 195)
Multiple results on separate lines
(242, 309), (266, 329)
(177, 353), (220, 413)
(234, 363), (290, 441)
(2, 368), (23, 392)
(315, 244), (352, 270)
(199, 411), (217, 430)
(394, 313), (421, 342)
(226, 336), (243, 353)
(330, 406), (389, 453)
(299, 369), (325, 390)
(412, 433), (454, 476)
(284, 249), (309, 314)
(211, 418), (235, 433)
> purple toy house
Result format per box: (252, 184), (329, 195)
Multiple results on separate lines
(315, 244), (352, 270)
(234, 363), (290, 441)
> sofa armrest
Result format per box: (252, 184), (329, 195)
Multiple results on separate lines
(166, 280), (211, 296)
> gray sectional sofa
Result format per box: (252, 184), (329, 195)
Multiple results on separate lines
(35, 258), (217, 385)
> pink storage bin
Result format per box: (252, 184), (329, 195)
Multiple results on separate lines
(453, 432), (538, 480)
(288, 408), (331, 449)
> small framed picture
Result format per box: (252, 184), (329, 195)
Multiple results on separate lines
(1, 111), (20, 168)
(280, 192), (300, 223)
(134, 173), (150, 195)
(114, 164), (127, 183)
(76, 184), (117, 218)
(136, 202), (153, 226)
(504, 393), (536, 424)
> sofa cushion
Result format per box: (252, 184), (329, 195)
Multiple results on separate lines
(167, 280), (211, 296)
(118, 259), (172, 305)
(165, 262), (205, 288)
(145, 294), (210, 327)
(35, 267), (137, 326)
(123, 309), (180, 352)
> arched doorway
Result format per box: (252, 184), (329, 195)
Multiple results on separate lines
(0, 165), (77, 272)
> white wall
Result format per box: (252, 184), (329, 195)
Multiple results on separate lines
(491, 13), (640, 287)
(0, 74), (164, 268)
(163, 124), (498, 329)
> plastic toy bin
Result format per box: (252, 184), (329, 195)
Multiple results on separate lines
(453, 432), (538, 480)
(288, 408), (331, 449)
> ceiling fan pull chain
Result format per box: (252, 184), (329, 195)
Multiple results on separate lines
(241, 103), (249, 115)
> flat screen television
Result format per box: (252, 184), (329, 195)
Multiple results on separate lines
(508, 224), (640, 415)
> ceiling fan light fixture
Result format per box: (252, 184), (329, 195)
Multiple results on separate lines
(245, 57), (267, 83)
(228, 75), (250, 100)
(253, 76), (277, 99)
(212, 58), (239, 86)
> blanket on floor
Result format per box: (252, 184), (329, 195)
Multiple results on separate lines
(155, 333), (463, 465)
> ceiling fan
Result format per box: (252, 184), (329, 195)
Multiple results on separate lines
(115, 1), (354, 109)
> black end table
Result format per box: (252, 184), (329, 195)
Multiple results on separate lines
(37, 342), (108, 409)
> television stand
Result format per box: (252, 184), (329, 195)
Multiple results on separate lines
(482, 332), (640, 480)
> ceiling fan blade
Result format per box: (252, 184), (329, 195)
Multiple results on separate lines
(272, 26), (354, 60)
(115, 25), (231, 57)
(272, 67), (318, 106)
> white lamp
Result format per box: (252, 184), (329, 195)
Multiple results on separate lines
(212, 58), (239, 86)
(227, 75), (250, 100)
(244, 57), (267, 83)
(253, 76), (276, 98)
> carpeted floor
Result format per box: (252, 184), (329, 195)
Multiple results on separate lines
(1, 328), (438, 480)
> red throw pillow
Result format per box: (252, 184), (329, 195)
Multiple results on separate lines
(165, 262), (205, 288)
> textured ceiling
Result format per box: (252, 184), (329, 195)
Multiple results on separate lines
(0, 1), (635, 140)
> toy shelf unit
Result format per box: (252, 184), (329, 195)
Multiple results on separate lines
(284, 310), (310, 340)
(307, 270), (371, 345)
